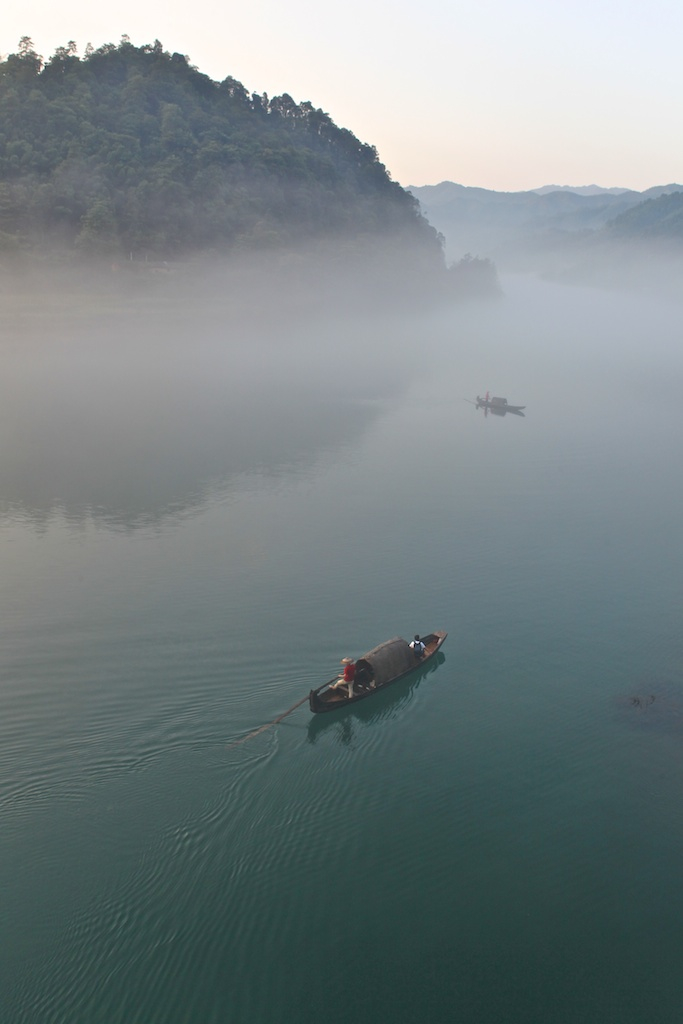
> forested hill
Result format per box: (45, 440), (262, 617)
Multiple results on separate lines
(0, 37), (442, 268)
(605, 191), (683, 242)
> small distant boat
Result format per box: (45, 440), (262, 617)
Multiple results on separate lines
(309, 631), (447, 713)
(476, 395), (525, 414)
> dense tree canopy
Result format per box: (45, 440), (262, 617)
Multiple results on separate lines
(0, 37), (443, 267)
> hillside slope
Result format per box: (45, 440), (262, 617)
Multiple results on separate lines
(0, 37), (441, 272)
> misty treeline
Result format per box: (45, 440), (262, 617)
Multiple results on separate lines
(0, 35), (499, 299)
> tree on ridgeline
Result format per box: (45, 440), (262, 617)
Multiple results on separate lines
(448, 254), (501, 297)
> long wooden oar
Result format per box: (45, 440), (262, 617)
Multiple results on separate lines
(228, 676), (338, 748)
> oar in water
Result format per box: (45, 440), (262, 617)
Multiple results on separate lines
(228, 676), (338, 748)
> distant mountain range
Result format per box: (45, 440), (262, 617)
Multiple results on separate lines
(532, 184), (634, 196)
(408, 182), (683, 271)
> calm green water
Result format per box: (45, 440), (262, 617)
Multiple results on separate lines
(2, 275), (683, 1023)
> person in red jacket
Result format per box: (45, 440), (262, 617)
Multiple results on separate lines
(337, 657), (356, 698)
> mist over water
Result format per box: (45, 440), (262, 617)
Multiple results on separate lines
(3, 264), (683, 1024)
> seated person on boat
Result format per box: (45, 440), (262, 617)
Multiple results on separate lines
(410, 634), (426, 658)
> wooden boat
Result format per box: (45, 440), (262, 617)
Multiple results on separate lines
(309, 631), (447, 713)
(476, 395), (525, 414)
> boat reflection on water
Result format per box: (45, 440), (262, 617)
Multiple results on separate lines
(475, 394), (526, 418)
(306, 651), (446, 745)
(482, 405), (525, 418)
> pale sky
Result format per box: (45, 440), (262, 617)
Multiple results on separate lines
(4, 0), (682, 191)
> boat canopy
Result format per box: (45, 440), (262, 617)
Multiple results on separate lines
(355, 636), (416, 687)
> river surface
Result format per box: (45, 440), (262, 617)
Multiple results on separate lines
(2, 273), (683, 1023)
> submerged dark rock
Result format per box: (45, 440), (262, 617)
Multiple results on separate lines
(616, 681), (683, 732)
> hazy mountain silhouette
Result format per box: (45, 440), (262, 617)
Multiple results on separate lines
(532, 185), (632, 196)
(408, 182), (683, 281)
